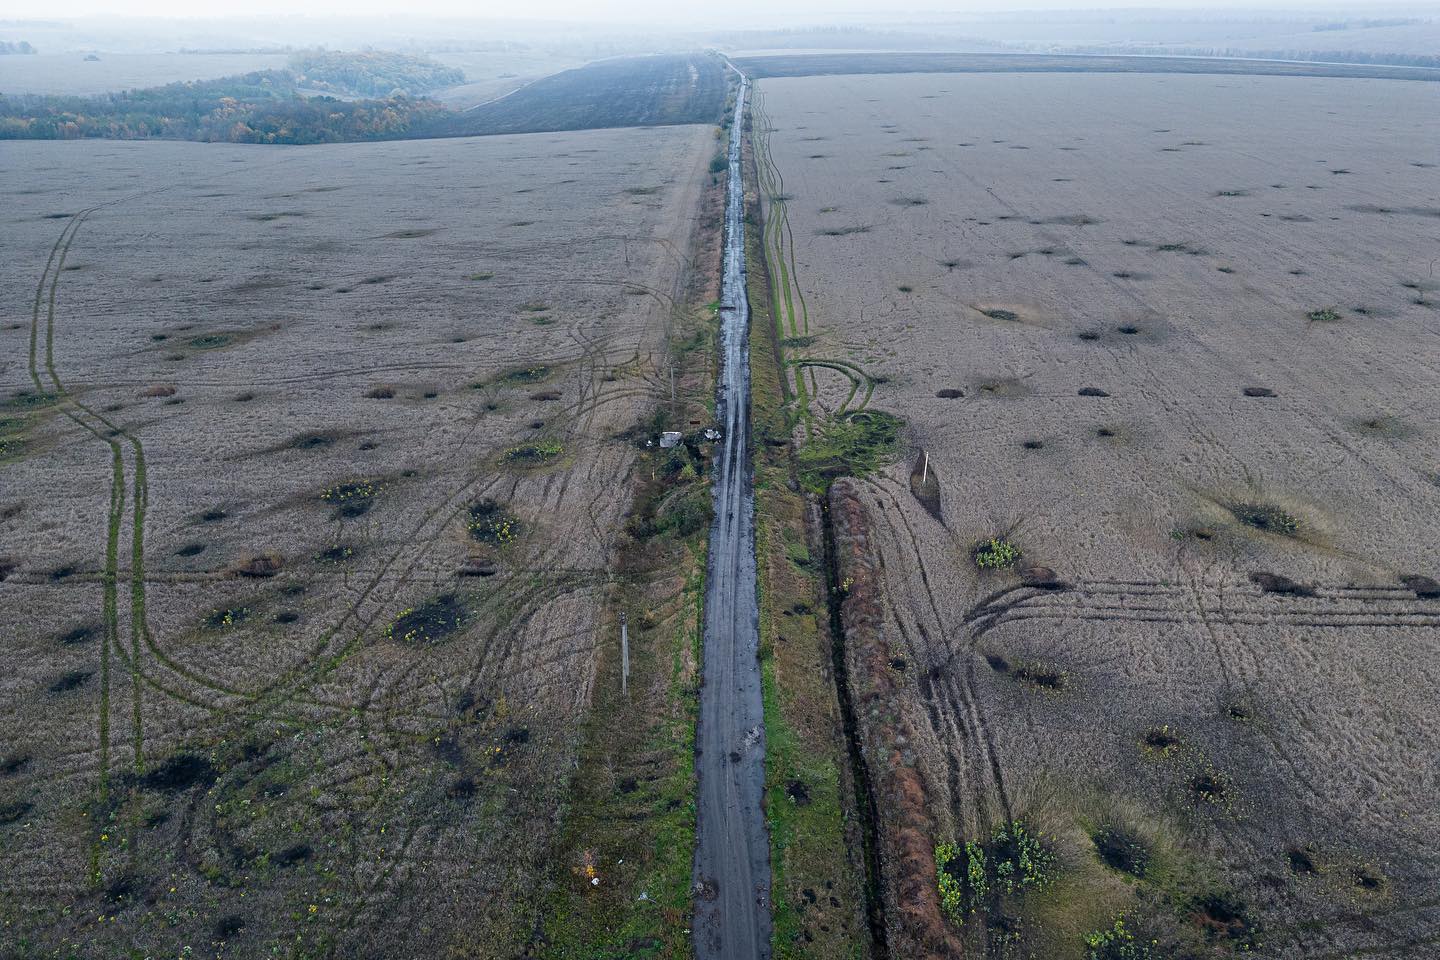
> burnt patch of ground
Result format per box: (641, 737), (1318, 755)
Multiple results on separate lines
(385, 593), (471, 646)
(1249, 571), (1316, 597)
(140, 752), (217, 792)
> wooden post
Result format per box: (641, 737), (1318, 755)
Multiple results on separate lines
(621, 612), (630, 696)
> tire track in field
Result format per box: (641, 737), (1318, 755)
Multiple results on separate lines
(872, 478), (1015, 826)
(27, 207), (146, 881)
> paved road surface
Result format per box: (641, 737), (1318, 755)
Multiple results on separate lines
(692, 66), (772, 960)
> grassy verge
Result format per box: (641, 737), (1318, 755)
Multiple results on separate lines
(537, 286), (719, 955)
(745, 125), (869, 958)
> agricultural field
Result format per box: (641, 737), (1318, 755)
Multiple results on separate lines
(0, 120), (719, 957)
(751, 69), (1440, 959)
(449, 54), (726, 137)
(734, 52), (1440, 83)
(427, 50), (590, 110)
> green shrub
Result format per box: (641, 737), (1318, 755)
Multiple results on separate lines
(1084, 918), (1155, 960)
(935, 821), (1055, 926)
(502, 438), (563, 464)
(973, 538), (1021, 570)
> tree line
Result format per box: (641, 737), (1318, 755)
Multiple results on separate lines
(0, 71), (450, 143)
(289, 50), (465, 97)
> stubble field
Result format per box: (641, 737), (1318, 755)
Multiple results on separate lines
(0, 122), (714, 957)
(753, 71), (1440, 959)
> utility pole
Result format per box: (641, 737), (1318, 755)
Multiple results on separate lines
(621, 611), (630, 696)
(921, 449), (929, 486)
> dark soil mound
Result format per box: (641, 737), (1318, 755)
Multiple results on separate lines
(1249, 571), (1315, 597)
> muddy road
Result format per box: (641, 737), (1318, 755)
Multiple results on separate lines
(692, 67), (772, 960)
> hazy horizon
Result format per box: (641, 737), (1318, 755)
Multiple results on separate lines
(7, 1), (1440, 27)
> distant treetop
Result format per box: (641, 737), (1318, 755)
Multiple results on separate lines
(289, 50), (465, 98)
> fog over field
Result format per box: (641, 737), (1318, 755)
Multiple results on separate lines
(2, 4), (1438, 960)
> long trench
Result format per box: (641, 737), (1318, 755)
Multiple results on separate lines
(692, 65), (772, 960)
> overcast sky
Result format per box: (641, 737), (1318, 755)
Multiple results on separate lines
(6, 1), (1418, 23)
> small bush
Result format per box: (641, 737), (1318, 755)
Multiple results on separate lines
(1307, 307), (1342, 323)
(974, 538), (1021, 570)
(502, 438), (563, 464)
(1084, 918), (1155, 960)
(935, 821), (1055, 926)
(204, 607), (249, 630)
(709, 154), (727, 174)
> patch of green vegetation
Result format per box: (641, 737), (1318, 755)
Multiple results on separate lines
(466, 499), (522, 545)
(320, 478), (382, 518)
(385, 593), (469, 645)
(188, 334), (232, 349)
(795, 409), (902, 493)
(974, 537), (1022, 570)
(315, 544), (353, 564)
(780, 334), (816, 349)
(1230, 502), (1299, 536)
(4, 390), (57, 410)
(1091, 827), (1149, 877)
(709, 153), (728, 174)
(203, 607), (249, 630)
(1307, 306), (1342, 323)
(1084, 917), (1156, 959)
(0, 429), (27, 461)
(502, 438), (563, 465)
(935, 820), (1056, 926)
(492, 365), (551, 386)
(467, 272), (494, 280)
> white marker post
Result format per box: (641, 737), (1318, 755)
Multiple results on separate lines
(621, 612), (630, 696)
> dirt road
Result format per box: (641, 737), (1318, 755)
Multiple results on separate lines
(692, 67), (772, 960)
